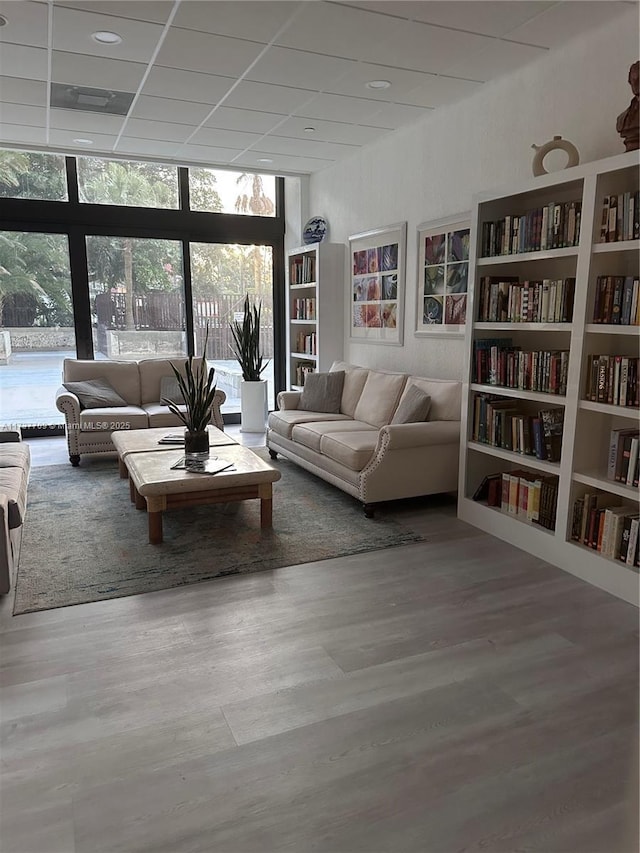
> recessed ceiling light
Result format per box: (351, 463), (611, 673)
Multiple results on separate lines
(92, 30), (122, 44)
(258, 158), (273, 163)
(0, 15), (8, 27)
(303, 127), (316, 133)
(366, 80), (391, 90)
(73, 138), (94, 146)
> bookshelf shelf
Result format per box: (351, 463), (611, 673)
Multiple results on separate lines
(459, 151), (640, 605)
(573, 470), (639, 500)
(470, 383), (567, 405)
(468, 441), (561, 475)
(286, 243), (345, 389)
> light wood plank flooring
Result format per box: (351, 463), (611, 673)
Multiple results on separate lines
(1, 434), (638, 853)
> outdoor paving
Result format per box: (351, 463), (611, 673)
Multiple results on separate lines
(0, 351), (274, 430)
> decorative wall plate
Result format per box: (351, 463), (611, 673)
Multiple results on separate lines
(303, 216), (328, 244)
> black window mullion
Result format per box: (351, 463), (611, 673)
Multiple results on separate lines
(65, 156), (79, 205)
(182, 238), (195, 357)
(67, 227), (93, 360)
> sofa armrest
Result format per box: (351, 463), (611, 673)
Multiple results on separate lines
(55, 385), (81, 421)
(0, 430), (21, 443)
(379, 420), (460, 450)
(277, 391), (301, 410)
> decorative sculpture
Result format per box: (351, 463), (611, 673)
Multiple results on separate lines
(531, 135), (580, 177)
(616, 60), (639, 152)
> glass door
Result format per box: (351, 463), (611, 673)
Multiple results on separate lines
(0, 230), (74, 432)
(189, 242), (274, 416)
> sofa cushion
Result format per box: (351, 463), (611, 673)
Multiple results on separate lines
(320, 430), (378, 471)
(299, 371), (345, 413)
(79, 407), (148, 432)
(391, 384), (432, 424)
(143, 403), (189, 428)
(268, 410), (350, 441)
(159, 375), (185, 406)
(353, 370), (407, 428)
(404, 377), (461, 421)
(0, 443), (31, 470)
(63, 359), (141, 406)
(292, 420), (374, 453)
(63, 378), (128, 410)
(330, 361), (369, 417)
(139, 357), (203, 406)
(0, 466), (27, 529)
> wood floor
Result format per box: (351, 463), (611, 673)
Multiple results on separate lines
(1, 435), (638, 853)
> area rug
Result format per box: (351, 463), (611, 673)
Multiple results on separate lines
(14, 449), (425, 613)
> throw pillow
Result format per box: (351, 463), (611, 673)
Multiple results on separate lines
(391, 384), (432, 424)
(160, 375), (185, 406)
(62, 378), (127, 410)
(298, 371), (345, 413)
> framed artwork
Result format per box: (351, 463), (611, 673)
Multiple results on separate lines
(349, 222), (406, 345)
(415, 214), (471, 336)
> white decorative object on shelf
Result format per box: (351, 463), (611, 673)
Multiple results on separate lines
(531, 135), (580, 176)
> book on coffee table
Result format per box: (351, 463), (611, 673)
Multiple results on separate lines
(170, 456), (235, 475)
(158, 433), (185, 444)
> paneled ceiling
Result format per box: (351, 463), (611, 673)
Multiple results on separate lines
(0, 1), (631, 175)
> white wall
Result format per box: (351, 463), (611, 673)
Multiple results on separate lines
(308, 6), (639, 379)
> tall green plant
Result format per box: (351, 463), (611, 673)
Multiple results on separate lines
(229, 294), (268, 381)
(163, 327), (217, 432)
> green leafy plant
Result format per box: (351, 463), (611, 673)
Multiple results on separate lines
(163, 327), (217, 433)
(229, 294), (268, 381)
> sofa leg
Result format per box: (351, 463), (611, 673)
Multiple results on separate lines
(363, 503), (375, 519)
(268, 449), (278, 460)
(70, 454), (80, 467)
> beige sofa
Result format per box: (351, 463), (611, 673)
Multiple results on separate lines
(0, 431), (30, 594)
(267, 361), (461, 516)
(55, 357), (226, 466)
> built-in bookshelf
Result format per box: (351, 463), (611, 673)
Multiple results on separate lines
(286, 243), (345, 390)
(459, 151), (640, 605)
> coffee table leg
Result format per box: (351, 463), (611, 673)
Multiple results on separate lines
(129, 477), (136, 503)
(118, 457), (128, 479)
(259, 483), (273, 528)
(146, 496), (166, 544)
(134, 488), (146, 511)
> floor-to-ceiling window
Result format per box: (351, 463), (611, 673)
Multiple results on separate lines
(0, 150), (285, 434)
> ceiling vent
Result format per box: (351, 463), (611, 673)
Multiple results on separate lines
(50, 83), (135, 115)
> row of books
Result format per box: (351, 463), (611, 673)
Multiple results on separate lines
(474, 340), (569, 395)
(598, 191), (639, 243)
(291, 297), (316, 320)
(472, 469), (558, 529)
(608, 428), (640, 486)
(592, 275), (640, 325)
(293, 331), (316, 356)
(471, 394), (563, 461)
(290, 255), (316, 285)
(584, 355), (639, 408)
(477, 276), (575, 323)
(480, 200), (582, 257)
(570, 494), (639, 566)
(294, 362), (315, 387)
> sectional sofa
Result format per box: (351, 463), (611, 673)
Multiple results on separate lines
(55, 357), (226, 466)
(0, 431), (30, 594)
(267, 361), (461, 516)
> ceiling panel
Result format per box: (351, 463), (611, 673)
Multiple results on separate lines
(0, 77), (47, 107)
(0, 103), (46, 127)
(444, 39), (549, 83)
(49, 129), (118, 148)
(224, 80), (315, 115)
(247, 46), (355, 91)
(233, 150), (338, 173)
(54, 2), (174, 25)
(365, 102), (434, 130)
(117, 138), (184, 158)
(401, 76), (485, 109)
(188, 127), (263, 150)
(272, 116), (391, 146)
(173, 144), (242, 164)
(506, 1), (627, 48)
(172, 1), (298, 43)
(130, 95), (213, 126)
(155, 29), (266, 77)
(123, 118), (195, 143)
(52, 52), (147, 91)
(324, 62), (438, 102)
(293, 92), (390, 124)
(49, 110), (126, 134)
(0, 45), (48, 82)
(0, 0), (49, 49)
(51, 6), (165, 63)
(140, 67), (235, 105)
(243, 134), (358, 160)
(202, 107), (286, 135)
(1, 123), (47, 144)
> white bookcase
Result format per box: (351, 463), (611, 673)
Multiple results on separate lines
(458, 151), (640, 605)
(286, 242), (345, 389)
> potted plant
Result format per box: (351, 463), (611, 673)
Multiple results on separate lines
(163, 327), (217, 459)
(229, 294), (268, 432)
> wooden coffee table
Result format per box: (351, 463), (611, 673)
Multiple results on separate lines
(122, 444), (281, 544)
(112, 426), (238, 479)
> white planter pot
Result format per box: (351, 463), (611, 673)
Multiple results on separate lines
(240, 380), (268, 433)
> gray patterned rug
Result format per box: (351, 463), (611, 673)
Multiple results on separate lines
(14, 449), (425, 613)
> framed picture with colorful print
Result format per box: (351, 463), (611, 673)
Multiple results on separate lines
(349, 222), (406, 345)
(415, 214), (471, 337)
